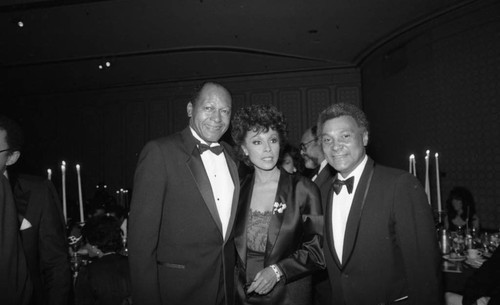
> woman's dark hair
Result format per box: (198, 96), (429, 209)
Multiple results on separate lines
(446, 186), (476, 221)
(231, 104), (287, 167)
(82, 215), (123, 253)
(280, 143), (305, 174)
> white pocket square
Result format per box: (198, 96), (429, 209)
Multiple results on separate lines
(20, 218), (32, 230)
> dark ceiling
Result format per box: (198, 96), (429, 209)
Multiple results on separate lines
(0, 0), (473, 94)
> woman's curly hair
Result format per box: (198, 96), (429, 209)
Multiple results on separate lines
(82, 215), (123, 253)
(231, 104), (287, 167)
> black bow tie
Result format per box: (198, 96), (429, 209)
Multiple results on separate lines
(198, 143), (224, 155)
(332, 177), (354, 195)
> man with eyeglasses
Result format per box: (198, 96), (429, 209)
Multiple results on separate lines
(300, 125), (335, 305)
(0, 115), (70, 305)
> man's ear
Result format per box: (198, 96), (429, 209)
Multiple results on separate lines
(6, 151), (20, 166)
(187, 102), (193, 118)
(362, 130), (369, 147)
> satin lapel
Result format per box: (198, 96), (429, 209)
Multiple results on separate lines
(265, 169), (288, 261)
(315, 165), (333, 187)
(341, 158), (375, 267)
(184, 130), (223, 237)
(12, 177), (30, 217)
(234, 175), (254, 266)
(325, 183), (342, 268)
(223, 146), (240, 243)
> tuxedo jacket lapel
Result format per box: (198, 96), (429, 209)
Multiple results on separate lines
(183, 129), (223, 238)
(265, 170), (288, 260)
(341, 158), (375, 267)
(235, 176), (253, 267)
(222, 143), (240, 243)
(325, 185), (342, 268)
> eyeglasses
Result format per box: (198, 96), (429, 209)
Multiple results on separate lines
(299, 138), (317, 151)
(0, 148), (10, 154)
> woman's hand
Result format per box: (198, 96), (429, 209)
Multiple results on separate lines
(246, 266), (278, 295)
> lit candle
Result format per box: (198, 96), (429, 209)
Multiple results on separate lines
(76, 164), (84, 223)
(61, 162), (67, 224)
(425, 150), (431, 205)
(411, 154), (416, 177)
(47, 168), (52, 181)
(435, 153), (442, 211)
(409, 155), (412, 173)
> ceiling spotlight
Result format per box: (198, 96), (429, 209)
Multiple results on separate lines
(105, 61), (111, 67)
(98, 64), (103, 69)
(17, 21), (24, 28)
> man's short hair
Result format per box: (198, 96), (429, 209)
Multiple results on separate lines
(189, 81), (228, 106)
(317, 103), (370, 136)
(0, 115), (24, 152)
(310, 125), (318, 138)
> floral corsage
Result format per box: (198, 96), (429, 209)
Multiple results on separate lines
(273, 202), (287, 214)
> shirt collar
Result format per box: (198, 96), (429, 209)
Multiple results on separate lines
(318, 159), (328, 174)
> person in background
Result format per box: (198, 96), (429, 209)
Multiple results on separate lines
(280, 143), (305, 175)
(74, 215), (131, 305)
(300, 125), (336, 305)
(231, 104), (324, 305)
(0, 115), (70, 305)
(319, 103), (442, 305)
(128, 82), (240, 305)
(445, 186), (480, 232)
(445, 246), (500, 305)
(0, 174), (32, 305)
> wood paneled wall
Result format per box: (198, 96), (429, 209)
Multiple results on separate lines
(4, 68), (360, 217)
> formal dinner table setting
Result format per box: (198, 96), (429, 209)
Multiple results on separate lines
(408, 151), (500, 293)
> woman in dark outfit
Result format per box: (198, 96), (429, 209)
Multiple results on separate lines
(231, 105), (324, 305)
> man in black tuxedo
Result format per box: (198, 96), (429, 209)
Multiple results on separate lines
(0, 115), (71, 305)
(0, 174), (32, 305)
(300, 125), (335, 305)
(128, 82), (240, 305)
(318, 103), (442, 305)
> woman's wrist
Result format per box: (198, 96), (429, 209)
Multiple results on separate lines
(270, 264), (283, 282)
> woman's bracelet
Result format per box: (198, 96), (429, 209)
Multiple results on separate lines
(270, 264), (283, 282)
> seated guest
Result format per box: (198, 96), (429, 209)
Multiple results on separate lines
(280, 143), (305, 175)
(231, 104), (324, 305)
(445, 247), (500, 305)
(74, 215), (131, 305)
(445, 186), (480, 232)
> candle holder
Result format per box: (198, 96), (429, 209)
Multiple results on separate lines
(434, 210), (447, 230)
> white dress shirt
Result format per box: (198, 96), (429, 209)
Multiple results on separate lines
(190, 128), (234, 239)
(331, 155), (368, 262)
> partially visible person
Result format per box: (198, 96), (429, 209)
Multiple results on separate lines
(128, 82), (240, 305)
(74, 215), (131, 305)
(319, 103), (442, 305)
(231, 104), (324, 305)
(445, 247), (500, 305)
(0, 174), (32, 305)
(445, 186), (480, 232)
(0, 115), (71, 305)
(300, 125), (335, 305)
(300, 126), (336, 208)
(280, 143), (305, 175)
